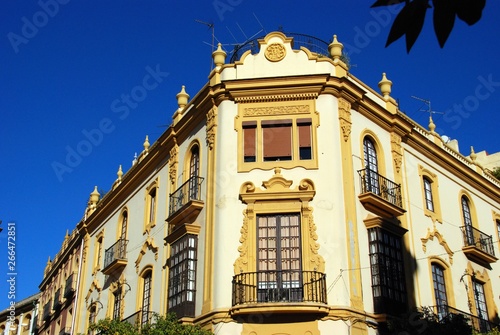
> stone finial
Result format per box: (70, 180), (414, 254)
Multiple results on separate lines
(212, 43), (227, 67)
(143, 135), (150, 153)
(89, 186), (100, 207)
(132, 152), (138, 165)
(428, 116), (436, 133)
(176, 85), (189, 110)
(328, 35), (343, 60)
(470, 146), (477, 162)
(117, 165), (123, 182)
(378, 73), (392, 100)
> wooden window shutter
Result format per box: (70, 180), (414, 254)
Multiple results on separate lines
(262, 120), (292, 159)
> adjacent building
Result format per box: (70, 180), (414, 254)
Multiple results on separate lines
(37, 229), (82, 335)
(0, 293), (39, 335)
(37, 31), (500, 335)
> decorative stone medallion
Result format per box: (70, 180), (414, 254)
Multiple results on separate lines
(265, 43), (286, 62)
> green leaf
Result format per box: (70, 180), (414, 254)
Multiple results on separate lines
(433, 0), (456, 47)
(404, 0), (429, 52)
(456, 0), (485, 25)
(385, 2), (412, 47)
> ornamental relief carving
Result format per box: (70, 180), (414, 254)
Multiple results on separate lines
(264, 43), (286, 62)
(168, 142), (178, 187)
(338, 98), (352, 142)
(243, 104), (310, 117)
(390, 132), (403, 173)
(206, 105), (217, 150)
(421, 228), (454, 264)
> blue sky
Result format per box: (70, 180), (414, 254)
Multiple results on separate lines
(1, 1), (500, 309)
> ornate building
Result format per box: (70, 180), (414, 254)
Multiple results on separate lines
(39, 32), (500, 335)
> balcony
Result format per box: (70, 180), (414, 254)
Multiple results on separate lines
(460, 226), (497, 264)
(431, 305), (500, 333)
(53, 289), (62, 310)
(102, 239), (128, 275)
(167, 176), (204, 228)
(59, 327), (71, 335)
(64, 272), (76, 298)
(42, 300), (52, 321)
(358, 169), (406, 218)
(231, 270), (328, 315)
(122, 310), (155, 327)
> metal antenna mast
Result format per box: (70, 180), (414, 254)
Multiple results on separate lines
(195, 19), (216, 71)
(411, 95), (444, 119)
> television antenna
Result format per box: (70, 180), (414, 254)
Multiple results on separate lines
(411, 96), (444, 119)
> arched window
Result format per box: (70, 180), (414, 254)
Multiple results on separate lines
(188, 145), (200, 200)
(363, 137), (379, 194)
(141, 270), (152, 326)
(462, 196), (474, 245)
(423, 177), (434, 212)
(431, 263), (448, 319)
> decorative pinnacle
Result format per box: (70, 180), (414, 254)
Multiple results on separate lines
(378, 72), (392, 99)
(470, 146), (477, 162)
(117, 165), (123, 182)
(176, 85), (189, 109)
(328, 35), (343, 60)
(212, 43), (227, 67)
(90, 186), (100, 204)
(428, 116), (436, 133)
(143, 135), (150, 153)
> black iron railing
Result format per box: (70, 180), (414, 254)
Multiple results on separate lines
(229, 32), (330, 63)
(104, 238), (128, 269)
(168, 176), (204, 216)
(460, 226), (495, 257)
(232, 270), (327, 306)
(358, 168), (403, 208)
(430, 304), (499, 333)
(64, 272), (76, 298)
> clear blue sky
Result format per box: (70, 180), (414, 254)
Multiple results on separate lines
(1, 1), (500, 310)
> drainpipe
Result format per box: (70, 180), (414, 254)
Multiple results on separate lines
(70, 233), (84, 335)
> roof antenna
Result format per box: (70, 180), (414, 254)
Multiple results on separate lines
(411, 95), (444, 133)
(195, 19), (216, 70)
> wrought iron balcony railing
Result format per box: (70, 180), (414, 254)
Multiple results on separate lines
(232, 270), (327, 306)
(430, 304), (499, 333)
(168, 176), (204, 216)
(103, 238), (128, 269)
(460, 225), (496, 257)
(358, 168), (403, 208)
(64, 272), (76, 298)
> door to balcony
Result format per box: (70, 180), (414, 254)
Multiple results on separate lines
(257, 214), (302, 302)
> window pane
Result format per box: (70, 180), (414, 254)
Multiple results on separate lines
(423, 178), (434, 212)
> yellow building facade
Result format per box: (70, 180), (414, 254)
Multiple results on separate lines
(39, 32), (500, 335)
